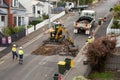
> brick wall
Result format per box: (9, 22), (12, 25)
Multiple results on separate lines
(4, 0), (14, 27)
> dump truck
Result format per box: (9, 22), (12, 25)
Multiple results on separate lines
(74, 10), (96, 35)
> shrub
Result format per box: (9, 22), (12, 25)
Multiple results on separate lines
(85, 36), (117, 72)
(57, 1), (66, 7)
(113, 20), (119, 26)
(27, 25), (33, 28)
(113, 4), (120, 19)
(111, 20), (120, 29)
(19, 26), (25, 31)
(88, 72), (114, 79)
(2, 27), (10, 37)
(1, 26), (25, 37)
(29, 20), (43, 26)
(73, 76), (88, 80)
(42, 13), (49, 19)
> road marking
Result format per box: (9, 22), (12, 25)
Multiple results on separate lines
(0, 59), (4, 65)
(39, 61), (46, 65)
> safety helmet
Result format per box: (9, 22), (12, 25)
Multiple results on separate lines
(19, 47), (23, 49)
(88, 36), (92, 38)
(13, 44), (16, 47)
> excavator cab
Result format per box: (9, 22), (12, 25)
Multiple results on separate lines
(49, 23), (65, 43)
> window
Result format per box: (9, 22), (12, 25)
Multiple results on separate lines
(18, 17), (21, 26)
(0, 0), (3, 5)
(69, 3), (72, 6)
(11, 0), (19, 7)
(33, 5), (36, 14)
(1, 16), (5, 22)
(14, 0), (19, 7)
(14, 17), (16, 26)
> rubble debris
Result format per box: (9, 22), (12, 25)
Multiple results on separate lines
(32, 40), (78, 56)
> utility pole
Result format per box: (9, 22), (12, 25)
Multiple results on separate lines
(47, 0), (51, 28)
(77, 0), (79, 7)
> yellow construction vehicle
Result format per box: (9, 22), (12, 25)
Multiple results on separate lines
(43, 23), (78, 56)
(48, 24), (74, 46)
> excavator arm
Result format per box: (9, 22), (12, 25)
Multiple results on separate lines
(55, 26), (74, 46)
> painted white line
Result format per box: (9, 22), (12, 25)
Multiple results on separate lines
(0, 59), (4, 65)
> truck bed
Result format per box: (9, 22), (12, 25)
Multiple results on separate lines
(76, 16), (93, 23)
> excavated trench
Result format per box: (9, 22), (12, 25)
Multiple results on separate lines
(32, 40), (78, 56)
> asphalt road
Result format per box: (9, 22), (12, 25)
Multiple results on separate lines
(0, 0), (118, 80)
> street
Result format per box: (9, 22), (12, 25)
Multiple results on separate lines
(0, 0), (118, 80)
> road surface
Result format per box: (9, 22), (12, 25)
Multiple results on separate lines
(0, 0), (118, 80)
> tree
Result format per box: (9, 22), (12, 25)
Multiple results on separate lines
(79, 0), (94, 5)
(85, 36), (116, 72)
(113, 4), (120, 19)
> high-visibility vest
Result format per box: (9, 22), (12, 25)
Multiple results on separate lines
(12, 47), (16, 52)
(55, 25), (60, 29)
(88, 38), (93, 43)
(18, 50), (24, 55)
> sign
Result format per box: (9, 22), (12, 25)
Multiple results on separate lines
(2, 37), (6, 44)
(8, 36), (12, 44)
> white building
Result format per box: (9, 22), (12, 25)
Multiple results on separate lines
(0, 0), (8, 31)
(19, 0), (53, 17)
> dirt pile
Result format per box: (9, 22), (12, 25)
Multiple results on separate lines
(32, 39), (78, 56)
(32, 43), (68, 56)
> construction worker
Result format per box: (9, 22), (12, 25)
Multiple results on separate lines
(87, 36), (94, 44)
(12, 44), (18, 61)
(18, 47), (24, 64)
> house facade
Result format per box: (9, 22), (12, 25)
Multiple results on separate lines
(19, 0), (53, 18)
(0, 0), (8, 31)
(3, 0), (28, 27)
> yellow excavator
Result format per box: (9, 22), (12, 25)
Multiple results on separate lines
(48, 24), (73, 46)
(43, 23), (78, 56)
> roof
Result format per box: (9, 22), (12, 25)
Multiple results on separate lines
(0, 10), (7, 15)
(0, 1), (8, 8)
(19, 2), (26, 10)
(11, 2), (26, 11)
(36, 2), (44, 6)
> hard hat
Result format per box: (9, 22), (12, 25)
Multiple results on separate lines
(88, 36), (92, 38)
(13, 44), (16, 47)
(19, 47), (23, 49)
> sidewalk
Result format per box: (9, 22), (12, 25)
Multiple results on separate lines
(62, 8), (120, 80)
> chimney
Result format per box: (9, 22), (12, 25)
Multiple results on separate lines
(4, 0), (14, 27)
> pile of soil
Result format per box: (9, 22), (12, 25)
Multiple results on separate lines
(32, 43), (68, 56)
